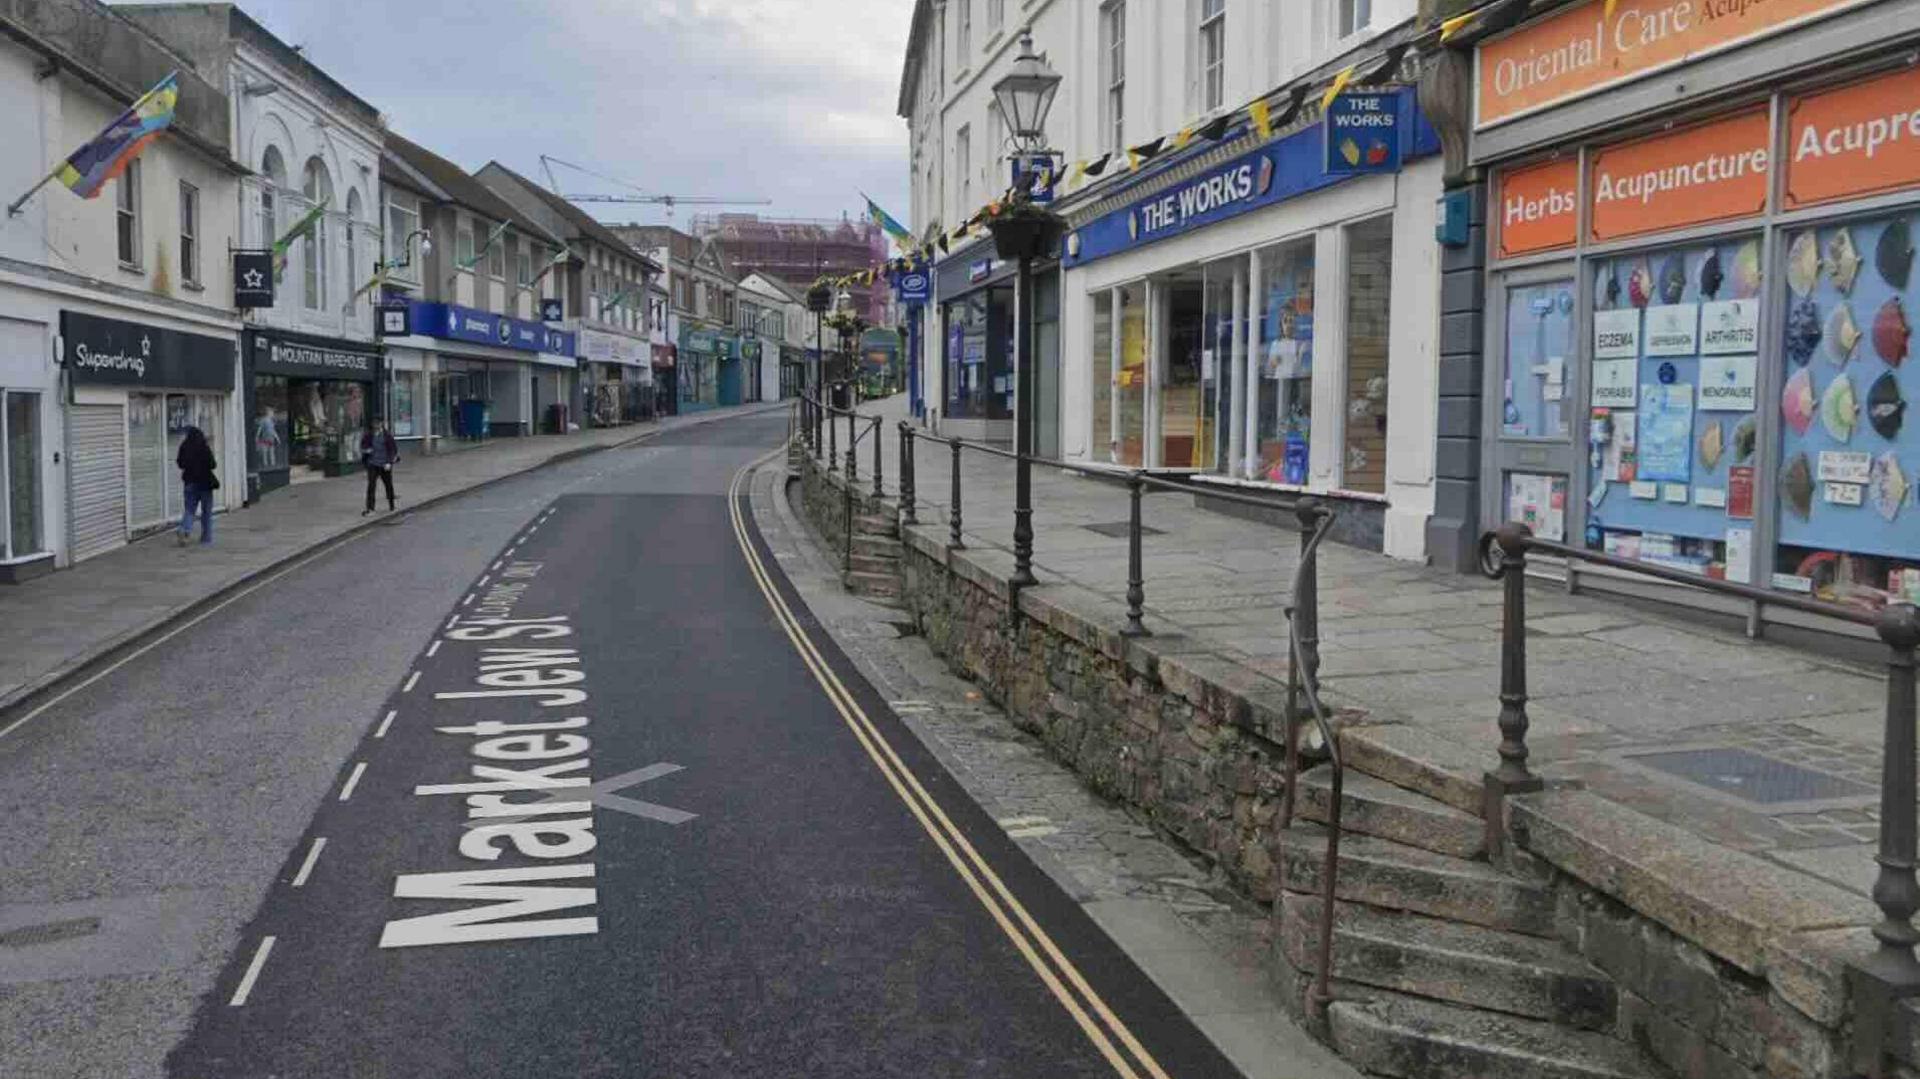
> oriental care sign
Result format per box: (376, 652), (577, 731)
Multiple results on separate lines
(60, 311), (234, 391)
(253, 335), (379, 380)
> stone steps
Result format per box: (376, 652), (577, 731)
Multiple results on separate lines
(854, 514), (898, 538)
(1279, 825), (1556, 938)
(851, 534), (903, 559)
(1338, 725), (1491, 818)
(1327, 990), (1659, 1079)
(1279, 893), (1616, 1029)
(1299, 767), (1485, 859)
(845, 570), (903, 603)
(849, 553), (899, 576)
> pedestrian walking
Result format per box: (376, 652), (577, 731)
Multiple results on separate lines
(175, 425), (218, 546)
(361, 418), (399, 516)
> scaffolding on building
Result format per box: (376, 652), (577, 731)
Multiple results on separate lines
(690, 212), (892, 325)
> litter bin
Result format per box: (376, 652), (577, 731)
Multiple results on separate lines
(459, 399), (489, 441)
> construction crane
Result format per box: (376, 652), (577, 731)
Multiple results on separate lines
(538, 155), (769, 349)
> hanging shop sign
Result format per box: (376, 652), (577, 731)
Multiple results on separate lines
(375, 300), (411, 337)
(409, 301), (574, 357)
(1588, 109), (1770, 242)
(895, 269), (931, 305)
(232, 252), (275, 309)
(540, 298), (564, 322)
(1065, 87), (1438, 269)
(1784, 63), (1920, 210)
(60, 311), (233, 390)
(1495, 157), (1580, 258)
(1474, 0), (1875, 130)
(1324, 91), (1404, 175)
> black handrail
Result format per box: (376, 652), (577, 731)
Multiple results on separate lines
(1482, 523), (1920, 1077)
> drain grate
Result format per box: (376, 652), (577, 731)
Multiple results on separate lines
(1628, 747), (1873, 804)
(1083, 521), (1164, 538)
(0, 916), (101, 949)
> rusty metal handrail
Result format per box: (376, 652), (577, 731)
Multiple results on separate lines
(1481, 523), (1920, 1078)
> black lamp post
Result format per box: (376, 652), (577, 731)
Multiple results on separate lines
(987, 27), (1064, 591)
(806, 282), (832, 450)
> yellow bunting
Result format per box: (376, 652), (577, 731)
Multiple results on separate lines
(1171, 126), (1194, 151)
(1321, 65), (1356, 111)
(1439, 11), (1476, 40)
(1249, 99), (1273, 140)
(1605, 0), (1618, 17)
(1126, 147), (1142, 172)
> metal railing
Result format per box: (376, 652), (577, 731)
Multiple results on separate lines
(797, 391), (883, 573)
(1480, 523), (1920, 1078)
(893, 422), (1349, 1018)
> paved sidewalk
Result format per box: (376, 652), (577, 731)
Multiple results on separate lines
(826, 394), (1889, 921)
(0, 401), (788, 716)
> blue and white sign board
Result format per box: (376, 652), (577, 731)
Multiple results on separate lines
(1323, 92), (1403, 175)
(895, 269), (931, 306)
(410, 302), (575, 357)
(1062, 87), (1436, 270)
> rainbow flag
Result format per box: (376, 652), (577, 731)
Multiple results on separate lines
(57, 73), (179, 199)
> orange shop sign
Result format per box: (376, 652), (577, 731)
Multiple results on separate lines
(1588, 109), (1771, 241)
(1496, 158), (1580, 258)
(1785, 64), (1920, 209)
(1476, 0), (1876, 130)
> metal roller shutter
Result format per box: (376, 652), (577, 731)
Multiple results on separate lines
(67, 404), (127, 563)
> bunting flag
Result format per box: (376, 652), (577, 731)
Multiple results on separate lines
(1276, 85), (1309, 128)
(459, 219), (511, 271)
(1439, 10), (1477, 40)
(1171, 125), (1196, 152)
(1321, 64), (1357, 111)
(1196, 114), (1232, 143)
(1248, 98), (1274, 140)
(600, 286), (634, 314)
(1084, 152), (1112, 178)
(54, 72), (181, 200)
(526, 246), (570, 290)
(1068, 159), (1089, 185)
(863, 192), (915, 252)
(936, 232), (950, 254)
(271, 198), (328, 281)
(1361, 43), (1410, 85)
(352, 264), (388, 302)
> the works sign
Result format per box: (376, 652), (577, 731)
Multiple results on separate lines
(1063, 87), (1437, 269)
(60, 311), (234, 391)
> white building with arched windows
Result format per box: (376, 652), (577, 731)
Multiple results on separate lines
(121, 3), (388, 500)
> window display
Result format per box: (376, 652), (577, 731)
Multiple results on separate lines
(4, 391), (42, 558)
(943, 289), (1012, 422)
(1584, 238), (1763, 578)
(390, 371), (421, 438)
(1771, 211), (1920, 608)
(254, 375), (287, 473)
(1255, 239), (1313, 484)
(1344, 217), (1392, 493)
(1161, 271), (1206, 468)
(1092, 291), (1113, 458)
(1202, 260), (1237, 474)
(1501, 280), (1574, 439)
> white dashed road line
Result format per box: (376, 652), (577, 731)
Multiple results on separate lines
(402, 671), (421, 693)
(291, 838), (327, 888)
(229, 937), (276, 1006)
(374, 709), (397, 739)
(338, 762), (368, 801)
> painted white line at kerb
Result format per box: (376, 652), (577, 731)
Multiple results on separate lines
(425, 639), (442, 658)
(459, 593), (476, 607)
(491, 559), (505, 572)
(402, 671), (421, 694)
(338, 762), (368, 802)
(373, 709), (397, 739)
(475, 575), (491, 590)
(291, 837), (327, 888)
(229, 936), (276, 1006)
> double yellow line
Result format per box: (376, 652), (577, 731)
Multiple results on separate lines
(726, 460), (1171, 1079)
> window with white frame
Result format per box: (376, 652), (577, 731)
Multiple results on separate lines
(957, 0), (971, 60)
(1102, 1), (1126, 152)
(1199, 0), (1225, 113)
(345, 188), (364, 312)
(259, 146), (285, 248)
(518, 247), (533, 287)
(1339, 0), (1373, 38)
(457, 224), (476, 270)
(178, 181), (199, 285)
(116, 160), (142, 267)
(301, 157), (332, 310)
(987, 0), (1004, 34)
(956, 124), (972, 220)
(385, 199), (420, 283)
(487, 225), (506, 279)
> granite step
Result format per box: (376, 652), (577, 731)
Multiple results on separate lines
(1340, 725), (1492, 818)
(853, 514), (898, 538)
(1299, 766), (1486, 859)
(845, 570), (903, 602)
(849, 554), (899, 576)
(1327, 990), (1658, 1079)
(851, 534), (903, 559)
(1279, 893), (1616, 1029)
(1279, 825), (1556, 937)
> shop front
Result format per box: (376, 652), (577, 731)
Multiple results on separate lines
(381, 302), (576, 447)
(63, 311), (241, 559)
(652, 344), (677, 416)
(245, 329), (379, 496)
(1473, 0), (1920, 626)
(579, 326), (649, 427)
(780, 344), (806, 400)
(932, 249), (1018, 443)
(1058, 86), (1442, 558)
(0, 315), (54, 581)
(678, 328), (735, 412)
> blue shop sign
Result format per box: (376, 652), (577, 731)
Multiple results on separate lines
(1324, 91), (1402, 175)
(410, 302), (574, 356)
(1063, 87), (1437, 269)
(895, 269), (931, 305)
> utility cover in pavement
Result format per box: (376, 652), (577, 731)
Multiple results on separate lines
(1083, 521), (1164, 538)
(1628, 747), (1872, 804)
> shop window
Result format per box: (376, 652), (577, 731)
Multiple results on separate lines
(943, 288), (1013, 422)
(3, 391), (44, 559)
(1092, 292), (1114, 458)
(253, 375), (288, 474)
(116, 160), (142, 267)
(1200, 259), (1238, 474)
(1162, 270), (1208, 468)
(179, 182), (200, 286)
(390, 370), (423, 438)
(1772, 211), (1919, 608)
(1254, 238), (1314, 484)
(1116, 282), (1148, 465)
(128, 393), (167, 528)
(1343, 216), (1392, 493)
(1585, 238), (1762, 578)
(1500, 279), (1574, 440)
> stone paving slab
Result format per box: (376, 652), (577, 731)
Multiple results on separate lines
(835, 394), (1902, 949)
(0, 402), (786, 719)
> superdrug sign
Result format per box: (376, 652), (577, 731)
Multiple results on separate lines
(60, 311), (234, 391)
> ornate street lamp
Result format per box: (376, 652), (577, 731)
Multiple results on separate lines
(987, 27), (1064, 590)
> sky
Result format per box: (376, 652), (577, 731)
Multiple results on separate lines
(229, 0), (915, 231)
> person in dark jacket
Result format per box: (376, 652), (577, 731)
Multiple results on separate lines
(361, 419), (399, 515)
(175, 426), (218, 546)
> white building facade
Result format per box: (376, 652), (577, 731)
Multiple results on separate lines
(0, 0), (248, 576)
(901, 0), (1447, 560)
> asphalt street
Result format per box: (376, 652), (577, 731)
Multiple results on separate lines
(2, 412), (1240, 1079)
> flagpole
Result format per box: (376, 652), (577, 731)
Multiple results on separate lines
(5, 166), (65, 218)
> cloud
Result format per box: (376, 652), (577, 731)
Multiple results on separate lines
(224, 0), (913, 227)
